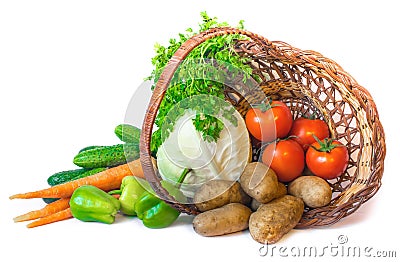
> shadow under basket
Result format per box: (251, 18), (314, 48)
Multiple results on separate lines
(139, 27), (386, 229)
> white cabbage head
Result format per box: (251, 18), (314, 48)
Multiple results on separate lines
(156, 96), (251, 198)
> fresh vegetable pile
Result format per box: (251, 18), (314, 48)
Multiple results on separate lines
(10, 12), (351, 245)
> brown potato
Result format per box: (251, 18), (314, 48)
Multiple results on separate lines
(276, 182), (288, 198)
(250, 182), (287, 211)
(240, 162), (279, 203)
(193, 180), (251, 212)
(288, 176), (332, 208)
(250, 198), (262, 211)
(249, 195), (304, 244)
(193, 203), (252, 237)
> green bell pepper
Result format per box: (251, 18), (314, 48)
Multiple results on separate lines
(110, 176), (148, 216)
(135, 191), (180, 229)
(70, 185), (121, 224)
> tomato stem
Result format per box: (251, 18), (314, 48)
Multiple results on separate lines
(311, 134), (344, 152)
(308, 113), (317, 120)
(301, 112), (317, 120)
(251, 98), (280, 113)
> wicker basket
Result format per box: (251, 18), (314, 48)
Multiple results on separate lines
(139, 27), (386, 228)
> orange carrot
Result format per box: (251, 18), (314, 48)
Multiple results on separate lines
(27, 208), (72, 228)
(10, 158), (145, 200)
(13, 198), (70, 222)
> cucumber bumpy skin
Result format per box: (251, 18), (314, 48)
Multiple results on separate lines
(78, 145), (102, 153)
(47, 168), (86, 186)
(73, 143), (140, 168)
(114, 124), (141, 143)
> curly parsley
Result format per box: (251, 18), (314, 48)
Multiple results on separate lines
(148, 12), (253, 154)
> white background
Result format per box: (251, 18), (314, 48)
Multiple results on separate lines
(1, 1), (399, 261)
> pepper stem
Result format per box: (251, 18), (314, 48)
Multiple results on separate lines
(107, 189), (122, 195)
(177, 168), (191, 184)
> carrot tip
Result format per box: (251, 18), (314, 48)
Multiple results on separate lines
(9, 193), (26, 199)
(26, 223), (36, 228)
(13, 215), (28, 222)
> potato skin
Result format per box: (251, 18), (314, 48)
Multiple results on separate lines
(249, 195), (304, 244)
(288, 176), (332, 208)
(193, 203), (252, 237)
(276, 182), (288, 198)
(250, 198), (262, 212)
(240, 162), (279, 203)
(194, 180), (251, 212)
(250, 182), (287, 211)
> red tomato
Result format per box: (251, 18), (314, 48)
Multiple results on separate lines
(261, 139), (305, 182)
(306, 140), (349, 179)
(289, 117), (330, 150)
(245, 101), (293, 142)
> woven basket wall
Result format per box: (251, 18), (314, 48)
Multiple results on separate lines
(139, 27), (386, 228)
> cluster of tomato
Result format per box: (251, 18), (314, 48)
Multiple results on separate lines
(245, 100), (349, 183)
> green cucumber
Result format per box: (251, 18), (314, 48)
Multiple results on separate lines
(73, 143), (140, 168)
(43, 197), (59, 204)
(115, 124), (141, 143)
(78, 145), (103, 153)
(43, 167), (107, 203)
(47, 168), (88, 186)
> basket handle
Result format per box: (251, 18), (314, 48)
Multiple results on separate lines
(139, 27), (272, 214)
